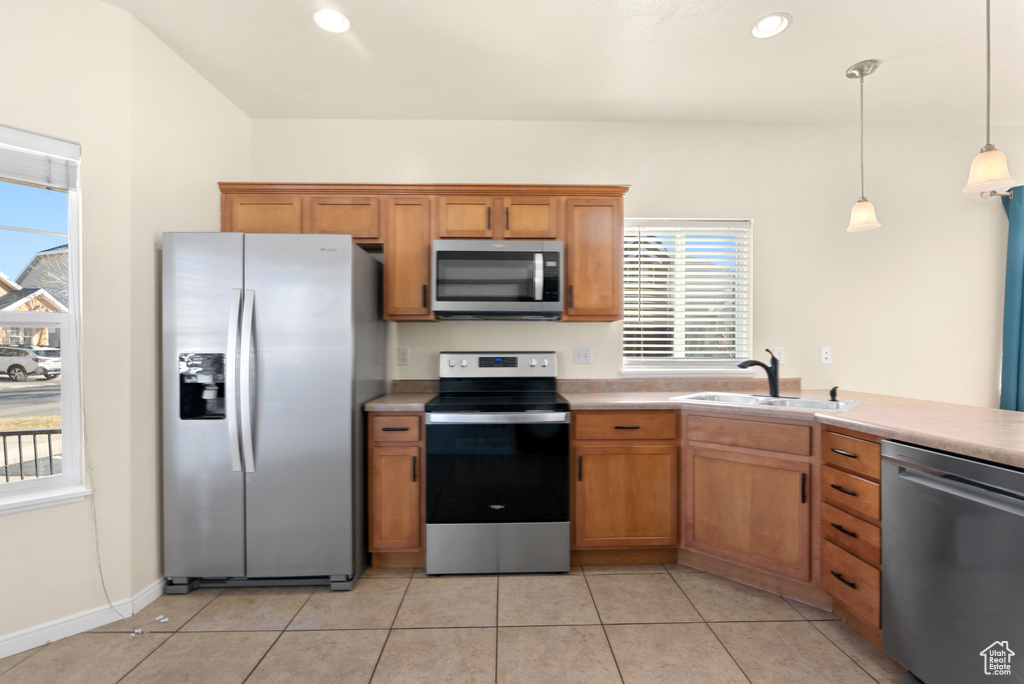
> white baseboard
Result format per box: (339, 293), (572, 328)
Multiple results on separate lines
(0, 577), (165, 660)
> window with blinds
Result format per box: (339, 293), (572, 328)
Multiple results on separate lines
(623, 219), (751, 371)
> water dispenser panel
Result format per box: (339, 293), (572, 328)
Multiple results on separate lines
(179, 353), (225, 420)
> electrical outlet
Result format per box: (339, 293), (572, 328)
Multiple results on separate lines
(573, 346), (591, 364)
(773, 346), (785, 365)
(397, 347), (409, 366)
(821, 346), (832, 364)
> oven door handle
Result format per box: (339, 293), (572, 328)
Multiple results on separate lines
(426, 412), (570, 425)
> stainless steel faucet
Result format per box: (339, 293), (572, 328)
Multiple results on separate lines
(737, 349), (780, 397)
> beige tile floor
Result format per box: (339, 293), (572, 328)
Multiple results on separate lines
(0, 564), (918, 684)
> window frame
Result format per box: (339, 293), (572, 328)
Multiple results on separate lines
(0, 124), (86, 515)
(622, 218), (753, 376)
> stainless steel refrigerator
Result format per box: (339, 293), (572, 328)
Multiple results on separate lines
(161, 232), (384, 593)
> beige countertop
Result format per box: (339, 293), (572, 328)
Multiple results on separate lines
(365, 387), (1024, 471)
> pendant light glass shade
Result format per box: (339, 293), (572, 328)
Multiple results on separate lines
(963, 144), (1016, 193)
(847, 198), (881, 232)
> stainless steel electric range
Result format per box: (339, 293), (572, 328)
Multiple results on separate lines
(424, 351), (570, 575)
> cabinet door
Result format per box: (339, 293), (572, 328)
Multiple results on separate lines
(502, 197), (560, 239)
(370, 445), (423, 552)
(310, 196), (380, 240)
(227, 194), (303, 233)
(563, 197), (623, 321)
(686, 446), (810, 580)
(574, 445), (678, 548)
(438, 196), (495, 238)
(384, 196), (434, 319)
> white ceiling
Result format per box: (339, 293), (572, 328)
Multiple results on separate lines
(103, 0), (1024, 126)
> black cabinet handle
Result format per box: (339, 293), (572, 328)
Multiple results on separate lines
(831, 571), (857, 589)
(831, 484), (858, 497)
(412, 456), (417, 483)
(422, 284), (428, 308)
(505, 206), (510, 231)
(831, 448), (858, 459)
(382, 427), (410, 432)
(578, 454), (582, 481)
(831, 523), (858, 538)
(569, 285), (574, 308)
(614, 426), (640, 430)
(800, 473), (806, 503)
(487, 206), (492, 231)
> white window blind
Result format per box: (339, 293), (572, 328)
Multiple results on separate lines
(0, 125), (79, 191)
(624, 219), (751, 371)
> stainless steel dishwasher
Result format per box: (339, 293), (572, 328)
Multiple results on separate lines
(882, 440), (1024, 684)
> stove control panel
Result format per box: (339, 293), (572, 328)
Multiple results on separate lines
(438, 351), (557, 378)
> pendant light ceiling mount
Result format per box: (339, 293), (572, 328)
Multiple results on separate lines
(846, 59), (881, 233)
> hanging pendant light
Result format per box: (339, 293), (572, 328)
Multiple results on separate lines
(963, 0), (1016, 198)
(846, 60), (881, 233)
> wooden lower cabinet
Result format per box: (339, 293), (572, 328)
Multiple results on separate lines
(574, 445), (678, 548)
(368, 413), (425, 556)
(685, 446), (811, 580)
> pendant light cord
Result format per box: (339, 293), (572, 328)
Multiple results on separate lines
(986, 0), (991, 146)
(859, 75), (865, 199)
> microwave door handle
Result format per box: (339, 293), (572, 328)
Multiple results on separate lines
(534, 253), (543, 301)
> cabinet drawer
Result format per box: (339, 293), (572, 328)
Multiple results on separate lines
(686, 415), (810, 456)
(821, 540), (880, 629)
(574, 411), (678, 441)
(371, 415), (421, 442)
(822, 431), (880, 480)
(822, 466), (880, 521)
(822, 502), (881, 566)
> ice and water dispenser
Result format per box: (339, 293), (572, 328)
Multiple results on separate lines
(178, 353), (225, 419)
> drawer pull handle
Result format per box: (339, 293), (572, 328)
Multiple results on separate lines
(382, 427), (410, 432)
(831, 448), (858, 459)
(614, 426), (641, 430)
(831, 523), (858, 538)
(412, 456), (417, 483)
(831, 571), (857, 589)
(831, 484), (858, 497)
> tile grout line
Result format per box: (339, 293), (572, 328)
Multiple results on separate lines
(666, 568), (754, 684)
(582, 567), (626, 684)
(366, 574), (415, 683)
(806, 618), (885, 684)
(238, 587), (320, 683)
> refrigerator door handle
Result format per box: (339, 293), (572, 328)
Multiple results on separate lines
(239, 289), (256, 473)
(225, 288), (244, 472)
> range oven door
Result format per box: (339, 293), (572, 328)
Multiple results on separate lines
(431, 240), (563, 318)
(425, 411), (570, 574)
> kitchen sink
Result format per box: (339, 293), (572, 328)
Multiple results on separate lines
(667, 392), (767, 405)
(669, 392), (860, 412)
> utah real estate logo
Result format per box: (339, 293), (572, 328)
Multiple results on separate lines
(980, 641), (1015, 676)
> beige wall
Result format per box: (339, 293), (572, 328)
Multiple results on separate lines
(0, 0), (249, 640)
(252, 119), (1022, 407)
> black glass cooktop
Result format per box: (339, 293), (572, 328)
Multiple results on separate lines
(425, 391), (569, 413)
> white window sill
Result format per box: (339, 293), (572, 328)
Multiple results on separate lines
(621, 368), (758, 379)
(0, 485), (92, 517)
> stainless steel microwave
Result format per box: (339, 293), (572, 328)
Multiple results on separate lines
(431, 240), (563, 319)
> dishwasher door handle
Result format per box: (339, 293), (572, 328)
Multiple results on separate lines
(897, 467), (1024, 519)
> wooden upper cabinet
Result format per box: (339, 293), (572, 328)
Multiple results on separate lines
(502, 197), (561, 239)
(385, 196), (434, 320)
(438, 197), (496, 239)
(310, 196), (380, 240)
(226, 194), (303, 233)
(563, 197), (624, 321)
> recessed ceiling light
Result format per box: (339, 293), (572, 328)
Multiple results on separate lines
(751, 13), (791, 39)
(313, 9), (351, 34)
